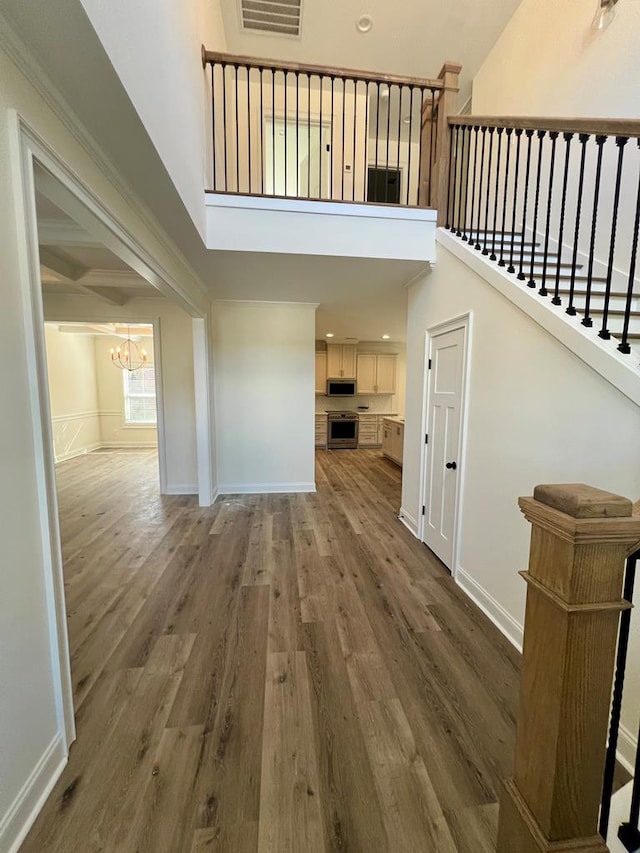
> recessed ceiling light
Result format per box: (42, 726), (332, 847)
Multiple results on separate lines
(326, 332), (334, 338)
(382, 334), (390, 340)
(356, 14), (373, 33)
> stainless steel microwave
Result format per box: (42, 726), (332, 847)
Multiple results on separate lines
(327, 379), (357, 396)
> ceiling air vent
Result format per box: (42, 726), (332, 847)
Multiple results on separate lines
(240, 0), (302, 37)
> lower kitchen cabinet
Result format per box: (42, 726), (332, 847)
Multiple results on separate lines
(382, 418), (404, 466)
(357, 414), (379, 447)
(315, 414), (327, 448)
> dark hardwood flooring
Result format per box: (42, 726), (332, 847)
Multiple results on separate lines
(21, 448), (523, 852)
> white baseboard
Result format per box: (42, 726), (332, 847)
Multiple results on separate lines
(217, 482), (317, 495)
(54, 442), (101, 464)
(617, 723), (638, 775)
(210, 485), (220, 504)
(0, 733), (67, 853)
(398, 507), (418, 536)
(164, 483), (198, 495)
(456, 566), (524, 652)
(99, 441), (157, 449)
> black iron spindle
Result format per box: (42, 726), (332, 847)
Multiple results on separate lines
(307, 74), (311, 198)
(343, 78), (348, 200)
(567, 134), (589, 315)
(598, 549), (640, 840)
(234, 64), (240, 192)
(461, 124), (473, 239)
(528, 130), (546, 288)
(582, 135), (607, 328)
(446, 122), (457, 228)
(508, 129), (523, 272)
(474, 127), (486, 250)
(551, 132), (573, 304)
(449, 124), (460, 231)
(455, 126), (467, 236)
(246, 66), (252, 193)
(385, 84), (391, 203)
(490, 127), (504, 259)
(498, 127), (513, 265)
(318, 75), (323, 199)
(210, 64), (217, 190)
(418, 90), (428, 207)
(271, 69), (276, 196)
(396, 85), (403, 205)
(618, 140), (640, 354)
(259, 68), (264, 194)
(406, 87), (414, 207)
(539, 131), (559, 296)
(222, 63), (229, 190)
(468, 126), (479, 246)
(599, 136), (629, 339)
(295, 71), (299, 198)
(353, 79), (359, 202)
(363, 81), (370, 204)
(517, 130), (534, 280)
(330, 76), (335, 200)
(482, 127), (495, 254)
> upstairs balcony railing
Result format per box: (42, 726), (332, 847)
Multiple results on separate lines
(446, 116), (640, 360)
(202, 49), (461, 213)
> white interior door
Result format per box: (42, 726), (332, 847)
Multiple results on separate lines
(422, 324), (466, 570)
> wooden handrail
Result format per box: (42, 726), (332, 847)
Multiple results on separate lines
(202, 48), (444, 90)
(450, 114), (640, 138)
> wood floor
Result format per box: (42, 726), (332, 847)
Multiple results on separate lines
(22, 448), (522, 853)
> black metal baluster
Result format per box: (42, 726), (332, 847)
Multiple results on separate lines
(295, 71), (299, 198)
(406, 87), (415, 206)
(467, 126), (479, 247)
(259, 67), (264, 194)
(582, 135), (607, 328)
(446, 122), (457, 228)
(449, 124), (460, 231)
(307, 74), (311, 197)
(567, 134), (589, 315)
(474, 127), (486, 250)
(343, 78), (348, 200)
(246, 66), (252, 193)
(330, 76), (335, 200)
(539, 131), (559, 296)
(498, 127), (513, 265)
(271, 69), (276, 195)
(461, 124), (473, 239)
(599, 136), (629, 339)
(396, 85), (403, 205)
(490, 127), (504, 259)
(417, 89), (428, 207)
(598, 550), (640, 840)
(363, 81), (370, 204)
(482, 128), (495, 254)
(455, 126), (467, 236)
(551, 133), (573, 304)
(222, 63), (228, 191)
(210, 63), (217, 190)
(618, 140), (640, 354)
(234, 64), (240, 192)
(353, 79), (359, 202)
(518, 130), (534, 280)
(528, 130), (546, 288)
(283, 71), (289, 196)
(508, 129), (523, 272)
(385, 84), (391, 203)
(318, 75), (323, 199)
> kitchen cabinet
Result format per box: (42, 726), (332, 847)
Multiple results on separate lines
(327, 344), (357, 379)
(315, 352), (327, 394)
(315, 414), (328, 448)
(382, 417), (404, 466)
(356, 353), (397, 394)
(357, 414), (379, 447)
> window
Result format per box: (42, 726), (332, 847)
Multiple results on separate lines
(123, 365), (157, 425)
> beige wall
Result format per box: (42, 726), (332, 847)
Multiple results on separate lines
(95, 335), (157, 449)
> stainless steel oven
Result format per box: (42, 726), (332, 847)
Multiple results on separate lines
(327, 411), (359, 450)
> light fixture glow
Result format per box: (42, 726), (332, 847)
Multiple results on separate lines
(382, 334), (390, 340)
(356, 14), (373, 33)
(325, 332), (334, 338)
(592, 0), (618, 30)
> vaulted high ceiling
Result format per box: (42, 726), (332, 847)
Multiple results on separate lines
(219, 0), (524, 103)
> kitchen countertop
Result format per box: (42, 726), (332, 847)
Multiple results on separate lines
(315, 411), (399, 417)
(382, 416), (405, 425)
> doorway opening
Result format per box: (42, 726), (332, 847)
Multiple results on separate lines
(264, 115), (331, 198)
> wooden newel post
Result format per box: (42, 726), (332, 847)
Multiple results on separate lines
(420, 61), (461, 220)
(497, 484), (640, 853)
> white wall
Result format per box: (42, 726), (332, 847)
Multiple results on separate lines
(213, 301), (316, 492)
(95, 335), (157, 450)
(79, 0), (227, 238)
(45, 326), (102, 462)
(402, 243), (640, 763)
(0, 32), (209, 849)
(43, 296), (198, 494)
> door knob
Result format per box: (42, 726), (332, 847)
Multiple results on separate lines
(445, 461), (457, 470)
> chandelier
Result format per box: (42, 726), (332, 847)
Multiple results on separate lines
(110, 326), (148, 371)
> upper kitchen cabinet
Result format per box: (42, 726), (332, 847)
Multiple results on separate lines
(315, 352), (327, 394)
(356, 353), (397, 394)
(327, 344), (357, 379)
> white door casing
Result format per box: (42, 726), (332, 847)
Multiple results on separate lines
(422, 318), (470, 571)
